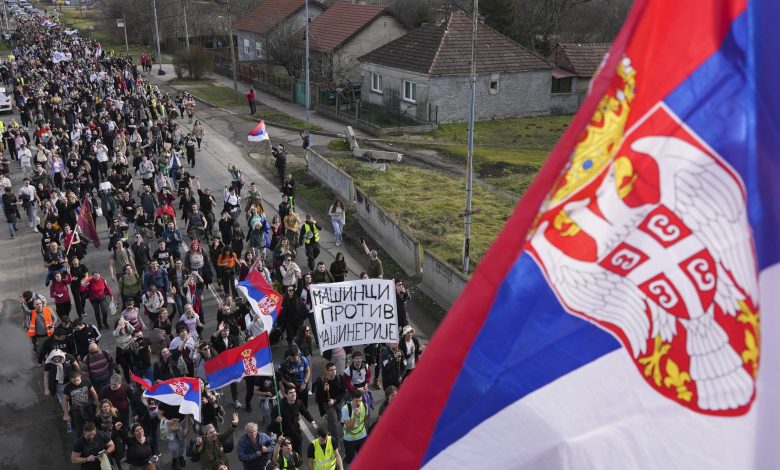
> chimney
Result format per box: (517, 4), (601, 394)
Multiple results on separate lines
(433, 8), (447, 27)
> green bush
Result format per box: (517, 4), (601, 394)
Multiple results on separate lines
(172, 46), (212, 79)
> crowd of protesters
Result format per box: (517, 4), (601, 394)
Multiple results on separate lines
(9, 12), (419, 470)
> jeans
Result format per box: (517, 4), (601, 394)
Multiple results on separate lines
(5, 209), (17, 236)
(331, 218), (344, 244)
(343, 437), (366, 463)
(25, 203), (36, 227)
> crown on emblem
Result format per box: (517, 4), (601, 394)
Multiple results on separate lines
(240, 348), (252, 359)
(547, 57), (636, 207)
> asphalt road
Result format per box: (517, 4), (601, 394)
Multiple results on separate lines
(0, 76), (437, 469)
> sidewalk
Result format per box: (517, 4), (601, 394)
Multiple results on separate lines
(150, 63), (370, 138)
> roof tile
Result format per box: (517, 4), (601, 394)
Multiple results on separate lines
(551, 43), (612, 77)
(308, 3), (388, 53)
(233, 0), (316, 35)
(359, 11), (551, 76)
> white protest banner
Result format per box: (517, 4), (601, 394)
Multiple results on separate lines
(311, 279), (398, 351)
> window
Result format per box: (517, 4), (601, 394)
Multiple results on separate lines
(403, 80), (416, 102)
(489, 73), (500, 94)
(255, 41), (264, 59)
(551, 77), (573, 94)
(371, 73), (383, 93)
(242, 39), (250, 55)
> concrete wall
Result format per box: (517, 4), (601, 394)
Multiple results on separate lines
(305, 149), (355, 203)
(359, 64), (553, 123)
(354, 188), (422, 276)
(550, 92), (581, 115)
(419, 250), (468, 309)
(430, 69), (552, 123)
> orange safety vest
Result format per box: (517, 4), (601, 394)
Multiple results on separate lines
(26, 307), (55, 337)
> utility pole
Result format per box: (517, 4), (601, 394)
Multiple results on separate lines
(152, 0), (164, 75)
(182, 0), (190, 50)
(462, 0), (478, 274)
(121, 12), (128, 53)
(304, 0), (310, 124)
(226, 1), (238, 102)
(2, 0), (8, 32)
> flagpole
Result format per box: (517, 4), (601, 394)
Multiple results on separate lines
(269, 337), (283, 424)
(66, 195), (88, 257)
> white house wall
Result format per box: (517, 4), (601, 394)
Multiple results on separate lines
(332, 14), (407, 83)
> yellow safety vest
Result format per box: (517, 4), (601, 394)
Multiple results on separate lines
(303, 222), (319, 245)
(343, 402), (366, 440)
(312, 436), (336, 470)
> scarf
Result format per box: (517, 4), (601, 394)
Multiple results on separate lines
(45, 349), (67, 382)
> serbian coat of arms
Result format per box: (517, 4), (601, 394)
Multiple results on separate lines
(528, 57), (759, 415)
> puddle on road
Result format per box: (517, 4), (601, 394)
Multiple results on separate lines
(0, 300), (39, 410)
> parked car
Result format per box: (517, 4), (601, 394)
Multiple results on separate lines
(0, 87), (13, 114)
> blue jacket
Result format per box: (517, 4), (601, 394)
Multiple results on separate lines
(237, 432), (275, 470)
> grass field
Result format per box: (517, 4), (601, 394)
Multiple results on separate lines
(329, 158), (516, 270)
(403, 115), (572, 194)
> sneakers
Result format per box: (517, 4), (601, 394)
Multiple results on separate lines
(233, 400), (242, 409)
(335, 241), (340, 247)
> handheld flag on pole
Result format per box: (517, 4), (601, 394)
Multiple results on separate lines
(356, 1), (780, 469)
(248, 120), (270, 142)
(236, 270), (282, 334)
(76, 195), (100, 248)
(204, 332), (273, 390)
(131, 374), (202, 422)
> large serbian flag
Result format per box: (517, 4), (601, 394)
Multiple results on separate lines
(204, 332), (273, 390)
(357, 1), (780, 469)
(131, 374), (202, 422)
(248, 119), (270, 142)
(236, 270), (282, 333)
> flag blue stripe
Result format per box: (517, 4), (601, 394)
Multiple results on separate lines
(665, 12), (779, 270)
(206, 349), (273, 390)
(422, 253), (620, 464)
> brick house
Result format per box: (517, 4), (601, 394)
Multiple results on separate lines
(357, 11), (553, 124)
(232, 0), (326, 62)
(303, 3), (407, 84)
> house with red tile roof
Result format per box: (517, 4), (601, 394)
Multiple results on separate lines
(358, 11), (554, 123)
(232, 0), (326, 63)
(549, 42), (612, 93)
(303, 2), (407, 83)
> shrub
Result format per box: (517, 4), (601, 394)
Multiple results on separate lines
(172, 46), (212, 79)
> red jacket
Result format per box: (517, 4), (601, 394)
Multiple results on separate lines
(246, 90), (255, 103)
(81, 277), (112, 302)
(49, 274), (72, 303)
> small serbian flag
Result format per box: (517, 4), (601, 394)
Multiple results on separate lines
(205, 332), (273, 390)
(248, 120), (269, 142)
(236, 270), (282, 333)
(132, 374), (202, 422)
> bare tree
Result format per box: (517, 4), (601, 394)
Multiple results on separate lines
(265, 21), (305, 79)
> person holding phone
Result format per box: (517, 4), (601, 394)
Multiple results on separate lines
(71, 422), (115, 469)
